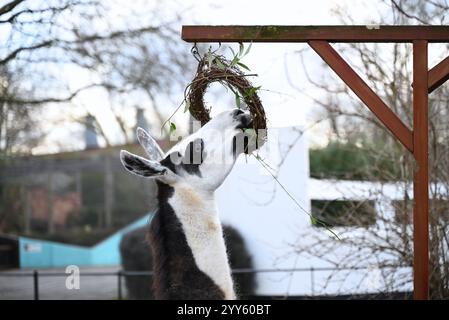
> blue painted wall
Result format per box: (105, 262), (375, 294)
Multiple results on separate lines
(19, 212), (154, 269)
(90, 214), (153, 266)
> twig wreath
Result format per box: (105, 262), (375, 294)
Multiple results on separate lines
(164, 44), (266, 135)
(187, 45), (267, 132)
(160, 44), (267, 151)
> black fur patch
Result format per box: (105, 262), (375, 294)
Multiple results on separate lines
(160, 139), (205, 177)
(123, 153), (164, 177)
(148, 181), (226, 300)
(235, 113), (253, 130)
(232, 109), (244, 119)
(160, 152), (182, 174)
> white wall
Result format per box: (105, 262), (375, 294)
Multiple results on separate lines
(216, 126), (314, 295)
(216, 126), (414, 296)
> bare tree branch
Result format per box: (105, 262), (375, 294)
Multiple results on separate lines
(0, 40), (53, 65)
(0, 83), (102, 105)
(390, 0), (430, 24)
(0, 0), (24, 17)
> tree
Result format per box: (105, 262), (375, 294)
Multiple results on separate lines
(0, 0), (195, 235)
(0, 0), (194, 149)
(289, 0), (449, 298)
(0, 65), (43, 156)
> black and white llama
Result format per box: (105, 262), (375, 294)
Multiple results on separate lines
(120, 109), (255, 300)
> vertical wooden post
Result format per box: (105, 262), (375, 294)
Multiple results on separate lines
(413, 40), (429, 300)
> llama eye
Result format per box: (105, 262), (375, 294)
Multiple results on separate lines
(160, 152), (181, 173)
(172, 152), (183, 165)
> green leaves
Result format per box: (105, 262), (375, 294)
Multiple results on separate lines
(228, 42), (253, 70)
(235, 93), (241, 109)
(310, 214), (334, 230)
(236, 62), (250, 71)
(244, 128), (256, 135)
(239, 42), (245, 57)
(230, 55), (239, 68)
(183, 99), (191, 113)
(244, 85), (262, 98)
(206, 51), (214, 69)
(206, 49), (226, 70)
(169, 122), (176, 134)
(226, 82), (261, 108)
(225, 84), (241, 109)
(244, 42), (252, 56)
(214, 57), (226, 70)
(229, 46), (236, 57)
(205, 43), (254, 72)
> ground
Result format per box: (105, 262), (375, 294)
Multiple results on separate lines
(0, 266), (123, 300)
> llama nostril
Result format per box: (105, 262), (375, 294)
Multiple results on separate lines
(233, 109), (244, 117)
(236, 114), (253, 129)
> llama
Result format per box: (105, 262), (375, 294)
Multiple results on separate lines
(120, 109), (255, 300)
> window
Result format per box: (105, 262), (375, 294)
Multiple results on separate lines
(311, 199), (376, 228)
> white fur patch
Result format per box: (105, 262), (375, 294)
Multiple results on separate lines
(168, 183), (236, 300)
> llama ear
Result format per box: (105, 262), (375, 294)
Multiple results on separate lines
(136, 127), (164, 161)
(120, 150), (167, 178)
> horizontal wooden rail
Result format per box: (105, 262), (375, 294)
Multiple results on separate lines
(182, 25), (449, 43)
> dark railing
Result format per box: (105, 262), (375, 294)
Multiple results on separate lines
(0, 266), (409, 300)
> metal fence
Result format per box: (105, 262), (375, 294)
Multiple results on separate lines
(0, 266), (412, 300)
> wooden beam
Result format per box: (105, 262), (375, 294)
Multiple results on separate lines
(412, 40), (429, 300)
(308, 40), (413, 152)
(182, 25), (449, 43)
(428, 55), (449, 93)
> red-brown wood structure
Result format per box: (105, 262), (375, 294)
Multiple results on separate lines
(181, 25), (449, 300)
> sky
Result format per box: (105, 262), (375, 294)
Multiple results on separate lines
(36, 0), (398, 153)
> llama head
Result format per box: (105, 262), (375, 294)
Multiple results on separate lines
(120, 108), (256, 192)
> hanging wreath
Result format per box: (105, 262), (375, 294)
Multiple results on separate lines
(187, 54), (266, 131)
(162, 45), (267, 152)
(181, 45), (267, 151)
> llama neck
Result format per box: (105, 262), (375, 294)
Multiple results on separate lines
(149, 181), (235, 300)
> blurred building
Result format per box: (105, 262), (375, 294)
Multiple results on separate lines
(0, 109), (169, 245)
